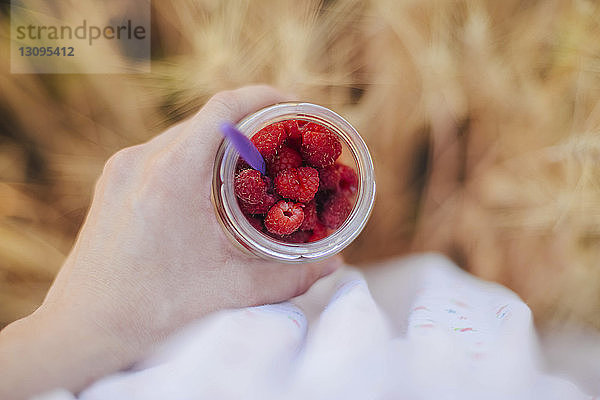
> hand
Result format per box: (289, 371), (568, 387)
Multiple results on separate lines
(0, 85), (340, 399)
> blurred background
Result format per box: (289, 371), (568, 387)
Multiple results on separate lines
(0, 0), (599, 341)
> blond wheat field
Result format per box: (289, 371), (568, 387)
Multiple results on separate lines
(1, 0), (599, 332)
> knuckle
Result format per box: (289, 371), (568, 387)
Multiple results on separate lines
(103, 146), (141, 176)
(206, 90), (242, 118)
(100, 146), (143, 188)
(293, 265), (320, 297)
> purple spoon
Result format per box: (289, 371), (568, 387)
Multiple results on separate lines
(219, 122), (266, 175)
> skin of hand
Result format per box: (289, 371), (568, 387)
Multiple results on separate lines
(0, 85), (341, 400)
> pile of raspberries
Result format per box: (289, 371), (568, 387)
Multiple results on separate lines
(234, 119), (358, 243)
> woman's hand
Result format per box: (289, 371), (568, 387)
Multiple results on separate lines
(0, 85), (340, 400)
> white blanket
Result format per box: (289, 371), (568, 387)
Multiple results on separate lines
(36, 254), (597, 400)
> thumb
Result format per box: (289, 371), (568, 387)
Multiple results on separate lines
(179, 85), (291, 166)
(260, 256), (343, 302)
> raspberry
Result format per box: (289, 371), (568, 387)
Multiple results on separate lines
(238, 193), (277, 215)
(234, 169), (268, 205)
(251, 122), (288, 161)
(308, 222), (328, 242)
(318, 164), (357, 194)
(267, 146), (302, 176)
(299, 200), (317, 230)
(301, 130), (342, 168)
(301, 122), (331, 134)
(235, 119), (359, 244)
(337, 164), (358, 195)
(318, 165), (340, 191)
(264, 201), (305, 236)
(275, 167), (319, 203)
(320, 194), (352, 229)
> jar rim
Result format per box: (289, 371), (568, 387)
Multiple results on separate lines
(212, 102), (376, 262)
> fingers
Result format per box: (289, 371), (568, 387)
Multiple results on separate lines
(138, 85), (289, 191)
(256, 256), (343, 303)
(290, 256), (343, 298)
(180, 85), (290, 165)
(145, 85), (289, 155)
(200, 85), (290, 125)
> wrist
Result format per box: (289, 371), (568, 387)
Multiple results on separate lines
(0, 302), (145, 399)
(37, 298), (148, 369)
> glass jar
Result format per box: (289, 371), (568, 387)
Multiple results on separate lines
(211, 102), (375, 262)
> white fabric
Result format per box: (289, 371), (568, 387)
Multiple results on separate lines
(34, 253), (596, 400)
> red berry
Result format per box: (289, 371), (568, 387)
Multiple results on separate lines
(320, 194), (352, 229)
(299, 200), (318, 230)
(283, 120), (301, 135)
(264, 201), (305, 236)
(301, 122), (331, 134)
(239, 193), (277, 215)
(235, 120), (358, 244)
(251, 123), (288, 161)
(308, 222), (328, 242)
(337, 164), (358, 195)
(275, 167), (319, 203)
(318, 165), (341, 191)
(267, 146), (302, 176)
(234, 169), (268, 205)
(301, 130), (342, 168)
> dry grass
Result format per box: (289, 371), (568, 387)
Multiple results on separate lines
(1, 0), (599, 330)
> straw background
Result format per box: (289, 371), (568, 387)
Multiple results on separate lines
(1, 0), (599, 332)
